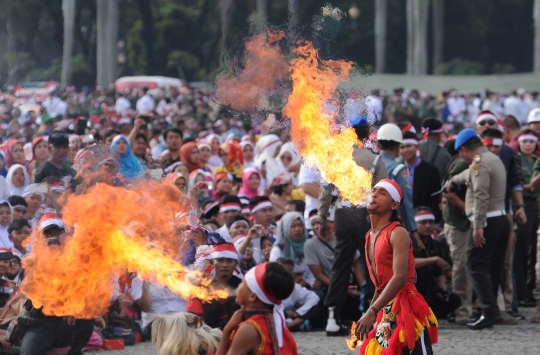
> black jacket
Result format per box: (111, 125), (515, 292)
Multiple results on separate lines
(412, 160), (442, 222)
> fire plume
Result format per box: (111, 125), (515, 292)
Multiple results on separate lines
(21, 182), (227, 319)
(282, 41), (372, 204)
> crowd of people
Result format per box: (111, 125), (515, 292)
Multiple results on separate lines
(0, 82), (538, 354)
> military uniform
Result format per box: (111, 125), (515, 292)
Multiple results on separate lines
(319, 146), (387, 310)
(419, 136), (451, 181)
(451, 147), (509, 319)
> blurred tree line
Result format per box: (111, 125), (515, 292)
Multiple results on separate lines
(0, 0), (536, 87)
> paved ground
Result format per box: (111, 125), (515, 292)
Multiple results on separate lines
(89, 308), (539, 354)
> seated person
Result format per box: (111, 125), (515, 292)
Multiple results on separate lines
(413, 207), (461, 319)
(270, 212), (316, 288)
(286, 200), (306, 214)
(0, 248), (13, 307)
(216, 262), (298, 355)
(277, 257), (321, 331)
(261, 236), (274, 263)
(200, 243), (242, 329)
(215, 195), (242, 242)
(7, 249), (23, 285)
(8, 218), (31, 256)
(7, 196), (28, 220)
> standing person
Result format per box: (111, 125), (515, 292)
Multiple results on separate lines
(30, 136), (50, 180)
(111, 135), (146, 181)
(514, 130), (539, 307)
(160, 128), (183, 172)
(135, 88), (155, 113)
(249, 196), (274, 264)
(447, 128), (509, 329)
(3, 139), (33, 177)
(355, 179), (437, 355)
(376, 124), (421, 247)
(237, 168), (261, 200)
(319, 116), (387, 336)
(240, 141), (255, 169)
(34, 131), (76, 183)
(418, 118), (451, 181)
(503, 115), (525, 153)
(400, 131), (442, 222)
(6, 165), (30, 197)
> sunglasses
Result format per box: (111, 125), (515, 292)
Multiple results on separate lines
(478, 120), (496, 126)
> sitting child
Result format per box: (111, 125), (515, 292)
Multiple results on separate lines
(216, 262), (298, 355)
(260, 236), (274, 263)
(8, 219), (31, 256)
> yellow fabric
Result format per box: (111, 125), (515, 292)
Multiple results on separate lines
(290, 188), (305, 201)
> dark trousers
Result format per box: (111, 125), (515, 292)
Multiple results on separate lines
(324, 206), (370, 307)
(513, 198), (539, 302)
(20, 316), (94, 355)
(406, 329), (433, 355)
(467, 215), (509, 317)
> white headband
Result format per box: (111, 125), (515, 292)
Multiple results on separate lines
(476, 112), (497, 123)
(39, 219), (65, 231)
(251, 200), (272, 213)
(481, 138), (503, 146)
(402, 138), (419, 145)
(415, 213), (435, 222)
(230, 220), (249, 231)
(518, 134), (538, 143)
(245, 266), (285, 347)
(209, 250), (238, 261)
(219, 203), (242, 213)
(373, 181), (402, 203)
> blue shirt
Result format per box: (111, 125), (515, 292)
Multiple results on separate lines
(380, 153), (417, 232)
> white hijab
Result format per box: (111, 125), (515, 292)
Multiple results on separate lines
(6, 164), (30, 197)
(0, 200), (13, 248)
(255, 134), (286, 187)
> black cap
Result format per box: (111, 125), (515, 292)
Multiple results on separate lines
(49, 130), (69, 147)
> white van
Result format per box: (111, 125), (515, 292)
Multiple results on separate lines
(115, 76), (184, 98)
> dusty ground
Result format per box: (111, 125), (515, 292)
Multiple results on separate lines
(89, 308), (539, 354)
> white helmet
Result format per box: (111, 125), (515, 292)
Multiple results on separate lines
(377, 123), (403, 143)
(528, 108), (540, 124)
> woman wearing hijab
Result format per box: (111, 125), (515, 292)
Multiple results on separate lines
(0, 153), (7, 178)
(205, 134), (223, 168)
(240, 141), (256, 169)
(179, 142), (201, 173)
(2, 139), (33, 177)
(111, 135), (146, 181)
(165, 172), (188, 194)
(212, 172), (233, 200)
(6, 165), (30, 197)
(197, 141), (214, 172)
(0, 200), (13, 248)
(255, 134), (286, 193)
(213, 142), (244, 182)
(269, 211), (315, 288)
(277, 142), (302, 185)
(238, 168), (261, 200)
(30, 136), (50, 181)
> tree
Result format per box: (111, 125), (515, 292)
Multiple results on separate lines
(432, 0), (444, 73)
(96, 0), (118, 86)
(535, 0), (540, 72)
(61, 0), (76, 88)
(374, 0), (388, 73)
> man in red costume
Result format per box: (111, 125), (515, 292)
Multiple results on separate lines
(355, 179), (438, 355)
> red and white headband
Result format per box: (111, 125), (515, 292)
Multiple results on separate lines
(518, 134), (538, 143)
(476, 112), (497, 124)
(402, 138), (419, 146)
(230, 220), (249, 231)
(39, 218), (66, 231)
(219, 202), (241, 213)
(209, 243), (238, 260)
(415, 211), (435, 222)
(233, 235), (247, 250)
(401, 122), (416, 133)
(245, 263), (285, 347)
(374, 179), (403, 204)
(241, 206), (250, 214)
(481, 138), (503, 147)
(251, 200), (272, 213)
(203, 200), (220, 215)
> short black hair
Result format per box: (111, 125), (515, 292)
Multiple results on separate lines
(462, 137), (483, 150)
(480, 128), (503, 139)
(402, 131), (418, 141)
(134, 132), (148, 143)
(273, 213), (284, 224)
(353, 125), (370, 141)
(444, 139), (458, 157)
(226, 215), (250, 229)
(503, 115), (520, 130)
(414, 206), (433, 214)
(262, 262), (295, 302)
(8, 218), (30, 234)
(104, 128), (120, 141)
(422, 117), (443, 131)
(249, 196), (271, 211)
(8, 196), (27, 209)
(220, 194), (241, 206)
(286, 200), (306, 214)
(377, 140), (401, 151)
(163, 128), (183, 141)
(271, 185), (286, 196)
(276, 257), (294, 269)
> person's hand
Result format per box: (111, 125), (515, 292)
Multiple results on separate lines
(445, 180), (454, 192)
(95, 316), (106, 329)
(347, 285), (361, 298)
(286, 310), (299, 319)
(312, 280), (322, 290)
(434, 257), (450, 271)
(65, 316), (76, 326)
(247, 224), (263, 240)
(515, 206), (527, 225)
(473, 228), (486, 248)
(118, 293), (134, 308)
(223, 308), (245, 334)
(134, 118), (146, 130)
(411, 231), (425, 250)
(355, 309), (377, 340)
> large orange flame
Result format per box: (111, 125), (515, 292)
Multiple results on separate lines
(282, 41), (372, 203)
(21, 182), (227, 319)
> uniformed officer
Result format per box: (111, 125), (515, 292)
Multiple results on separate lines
(376, 124), (420, 245)
(419, 117), (451, 181)
(318, 116), (387, 336)
(447, 128), (509, 330)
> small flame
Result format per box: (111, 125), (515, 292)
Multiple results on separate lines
(21, 182), (227, 319)
(283, 41), (372, 204)
(346, 321), (362, 350)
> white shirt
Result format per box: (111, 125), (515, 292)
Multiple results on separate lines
(130, 276), (186, 329)
(282, 284), (320, 316)
(269, 246), (316, 287)
(216, 225), (232, 243)
(298, 165), (321, 229)
(42, 96), (67, 117)
(504, 96), (523, 123)
(115, 97), (131, 115)
(365, 96), (383, 124)
(446, 97), (466, 123)
(136, 94), (155, 113)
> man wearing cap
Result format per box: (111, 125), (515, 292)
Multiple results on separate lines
(447, 128), (509, 329)
(418, 117), (451, 181)
(318, 116), (387, 336)
(34, 131), (76, 183)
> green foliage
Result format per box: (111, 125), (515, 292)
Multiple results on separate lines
(492, 63), (516, 74)
(434, 57), (485, 75)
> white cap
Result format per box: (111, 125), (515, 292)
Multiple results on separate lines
(528, 108), (540, 124)
(377, 123), (403, 143)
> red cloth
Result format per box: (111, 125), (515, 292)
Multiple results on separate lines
(230, 313), (298, 355)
